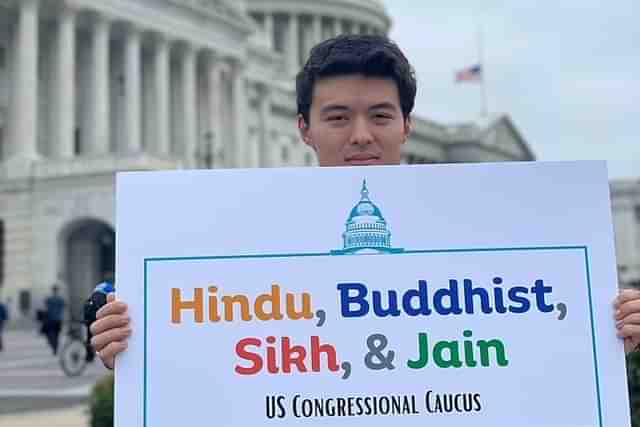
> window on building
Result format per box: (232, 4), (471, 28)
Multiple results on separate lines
(281, 145), (289, 163)
(0, 126), (4, 161)
(19, 289), (30, 315)
(74, 128), (81, 155)
(304, 152), (313, 166)
(0, 47), (6, 69)
(250, 12), (262, 26)
(273, 15), (286, 54)
(0, 220), (4, 286)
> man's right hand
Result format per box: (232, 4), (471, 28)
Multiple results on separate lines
(89, 293), (131, 369)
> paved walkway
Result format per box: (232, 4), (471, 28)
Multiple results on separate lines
(0, 405), (88, 427)
(0, 329), (109, 396)
(0, 329), (111, 424)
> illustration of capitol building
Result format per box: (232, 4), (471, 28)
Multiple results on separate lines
(332, 180), (402, 255)
(0, 0), (536, 322)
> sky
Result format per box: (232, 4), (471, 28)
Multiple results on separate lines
(383, 0), (639, 180)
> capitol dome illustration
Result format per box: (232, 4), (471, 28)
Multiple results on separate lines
(332, 180), (404, 255)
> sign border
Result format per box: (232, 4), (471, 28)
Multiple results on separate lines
(142, 245), (600, 426)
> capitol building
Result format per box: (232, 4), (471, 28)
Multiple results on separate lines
(332, 180), (403, 255)
(0, 0), (545, 321)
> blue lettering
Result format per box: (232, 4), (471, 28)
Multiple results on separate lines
(402, 280), (432, 316)
(337, 283), (369, 317)
(507, 286), (530, 313)
(531, 279), (554, 313)
(372, 290), (401, 317)
(433, 280), (463, 315)
(463, 279), (492, 314)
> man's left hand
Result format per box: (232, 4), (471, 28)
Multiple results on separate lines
(615, 289), (640, 354)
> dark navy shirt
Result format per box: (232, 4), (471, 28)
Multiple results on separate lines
(0, 303), (7, 325)
(45, 296), (65, 322)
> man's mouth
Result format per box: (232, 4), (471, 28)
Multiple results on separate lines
(345, 154), (381, 165)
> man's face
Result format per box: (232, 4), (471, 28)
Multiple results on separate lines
(299, 74), (411, 166)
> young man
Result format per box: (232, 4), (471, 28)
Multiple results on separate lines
(90, 34), (640, 369)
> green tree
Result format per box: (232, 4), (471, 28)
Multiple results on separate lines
(628, 352), (640, 426)
(89, 374), (114, 427)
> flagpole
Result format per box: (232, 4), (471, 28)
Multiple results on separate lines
(478, 26), (488, 117)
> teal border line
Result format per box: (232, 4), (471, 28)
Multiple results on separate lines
(143, 260), (148, 427)
(142, 245), (601, 427)
(584, 246), (603, 427)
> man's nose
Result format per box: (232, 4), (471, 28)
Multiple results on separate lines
(349, 116), (374, 146)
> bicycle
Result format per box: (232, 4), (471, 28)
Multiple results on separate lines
(58, 318), (95, 377)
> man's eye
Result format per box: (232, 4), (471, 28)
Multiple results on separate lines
(372, 114), (393, 123)
(328, 116), (347, 121)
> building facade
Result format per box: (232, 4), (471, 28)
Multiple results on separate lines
(0, 0), (535, 322)
(611, 179), (640, 288)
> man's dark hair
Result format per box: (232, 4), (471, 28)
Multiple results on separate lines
(296, 34), (417, 124)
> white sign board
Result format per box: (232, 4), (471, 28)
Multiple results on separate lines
(115, 162), (630, 426)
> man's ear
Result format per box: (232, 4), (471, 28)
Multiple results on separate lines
(298, 114), (315, 151)
(403, 116), (412, 144)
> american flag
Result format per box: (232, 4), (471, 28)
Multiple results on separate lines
(455, 64), (482, 83)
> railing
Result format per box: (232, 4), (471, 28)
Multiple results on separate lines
(32, 154), (181, 180)
(169, 0), (236, 19)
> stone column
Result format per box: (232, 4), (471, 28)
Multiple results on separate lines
(207, 54), (224, 168)
(286, 14), (299, 74)
(258, 84), (273, 167)
(124, 27), (142, 154)
(52, 5), (76, 158)
(330, 17), (339, 38)
(181, 45), (197, 168)
(9, 0), (39, 160)
(341, 20), (350, 35)
(88, 15), (110, 155)
(618, 204), (639, 268)
(230, 60), (248, 168)
(321, 18), (331, 40)
(312, 15), (322, 46)
(264, 13), (274, 50)
(153, 36), (171, 156)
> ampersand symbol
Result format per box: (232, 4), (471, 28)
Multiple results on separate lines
(364, 333), (395, 370)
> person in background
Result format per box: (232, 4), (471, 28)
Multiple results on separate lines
(0, 298), (8, 352)
(44, 285), (65, 355)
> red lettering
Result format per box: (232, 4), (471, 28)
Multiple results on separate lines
(282, 337), (307, 373)
(235, 336), (340, 375)
(266, 336), (279, 374)
(311, 336), (339, 372)
(235, 338), (262, 375)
